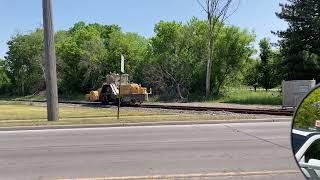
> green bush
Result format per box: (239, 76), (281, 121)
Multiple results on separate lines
(222, 88), (282, 105)
(294, 88), (320, 129)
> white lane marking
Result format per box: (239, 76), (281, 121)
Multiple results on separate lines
(58, 170), (300, 180)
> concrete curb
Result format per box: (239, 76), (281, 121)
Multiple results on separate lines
(0, 117), (292, 131)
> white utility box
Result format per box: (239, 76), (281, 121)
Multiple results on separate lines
(282, 80), (316, 108)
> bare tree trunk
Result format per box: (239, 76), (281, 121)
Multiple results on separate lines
(21, 80), (25, 96)
(176, 83), (184, 100)
(206, 15), (213, 97)
(197, 0), (238, 98)
(160, 65), (185, 100)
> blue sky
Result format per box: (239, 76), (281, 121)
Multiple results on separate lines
(0, 0), (287, 59)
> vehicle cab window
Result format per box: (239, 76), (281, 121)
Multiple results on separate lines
(305, 139), (320, 163)
(292, 133), (308, 154)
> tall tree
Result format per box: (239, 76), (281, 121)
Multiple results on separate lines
(145, 19), (255, 100)
(196, 0), (239, 97)
(275, 0), (320, 80)
(147, 21), (191, 100)
(258, 38), (274, 91)
(243, 58), (259, 91)
(107, 31), (148, 83)
(213, 26), (255, 94)
(246, 38), (282, 91)
(56, 22), (147, 93)
(0, 60), (11, 94)
(5, 30), (45, 95)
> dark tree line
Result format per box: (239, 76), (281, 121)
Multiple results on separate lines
(247, 0), (320, 91)
(245, 38), (282, 91)
(275, 0), (320, 81)
(1, 0), (318, 100)
(0, 19), (256, 99)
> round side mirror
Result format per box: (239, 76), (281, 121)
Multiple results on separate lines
(292, 85), (320, 179)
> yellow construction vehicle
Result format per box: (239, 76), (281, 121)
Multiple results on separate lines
(86, 73), (151, 105)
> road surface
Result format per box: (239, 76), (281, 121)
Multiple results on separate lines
(0, 122), (304, 180)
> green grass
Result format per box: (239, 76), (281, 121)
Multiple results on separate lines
(187, 87), (282, 106)
(8, 92), (86, 102)
(0, 102), (260, 127)
(13, 94), (46, 101)
(0, 104), (173, 121)
(218, 88), (282, 105)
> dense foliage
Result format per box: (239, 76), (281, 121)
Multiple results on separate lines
(1, 0), (319, 101)
(56, 22), (148, 94)
(245, 38), (282, 91)
(294, 88), (320, 129)
(1, 19), (257, 100)
(2, 22), (148, 96)
(4, 30), (44, 95)
(275, 0), (320, 81)
(0, 60), (11, 93)
(142, 19), (255, 99)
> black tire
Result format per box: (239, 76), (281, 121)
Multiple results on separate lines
(101, 95), (108, 105)
(130, 99), (136, 105)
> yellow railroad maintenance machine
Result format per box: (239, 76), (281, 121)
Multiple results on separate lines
(86, 73), (151, 105)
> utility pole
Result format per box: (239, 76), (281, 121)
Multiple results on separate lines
(43, 0), (59, 121)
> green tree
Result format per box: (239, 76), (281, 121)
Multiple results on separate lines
(182, 18), (208, 96)
(4, 29), (45, 95)
(212, 26), (255, 94)
(56, 22), (147, 94)
(57, 22), (117, 93)
(57, 27), (106, 92)
(258, 38), (274, 91)
(2, 20), (256, 100)
(146, 21), (192, 100)
(145, 19), (255, 99)
(146, 19), (208, 99)
(243, 58), (259, 90)
(107, 31), (148, 83)
(197, 0), (238, 97)
(275, 0), (320, 80)
(3, 22), (148, 96)
(257, 38), (281, 91)
(0, 60), (11, 94)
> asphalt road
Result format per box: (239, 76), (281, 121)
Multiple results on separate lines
(0, 122), (305, 180)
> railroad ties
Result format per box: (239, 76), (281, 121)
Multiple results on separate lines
(12, 100), (294, 116)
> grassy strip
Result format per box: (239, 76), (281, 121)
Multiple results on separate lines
(0, 104), (175, 120)
(0, 114), (257, 127)
(185, 87), (282, 106)
(2, 92), (86, 101)
(220, 88), (282, 105)
(0, 103), (259, 127)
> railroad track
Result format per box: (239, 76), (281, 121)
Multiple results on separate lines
(11, 100), (294, 116)
(139, 104), (293, 116)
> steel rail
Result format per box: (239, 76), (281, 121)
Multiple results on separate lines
(11, 100), (294, 116)
(138, 104), (293, 116)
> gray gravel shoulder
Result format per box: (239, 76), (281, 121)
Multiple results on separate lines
(145, 102), (282, 110)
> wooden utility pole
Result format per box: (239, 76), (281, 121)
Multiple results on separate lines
(43, 0), (59, 121)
